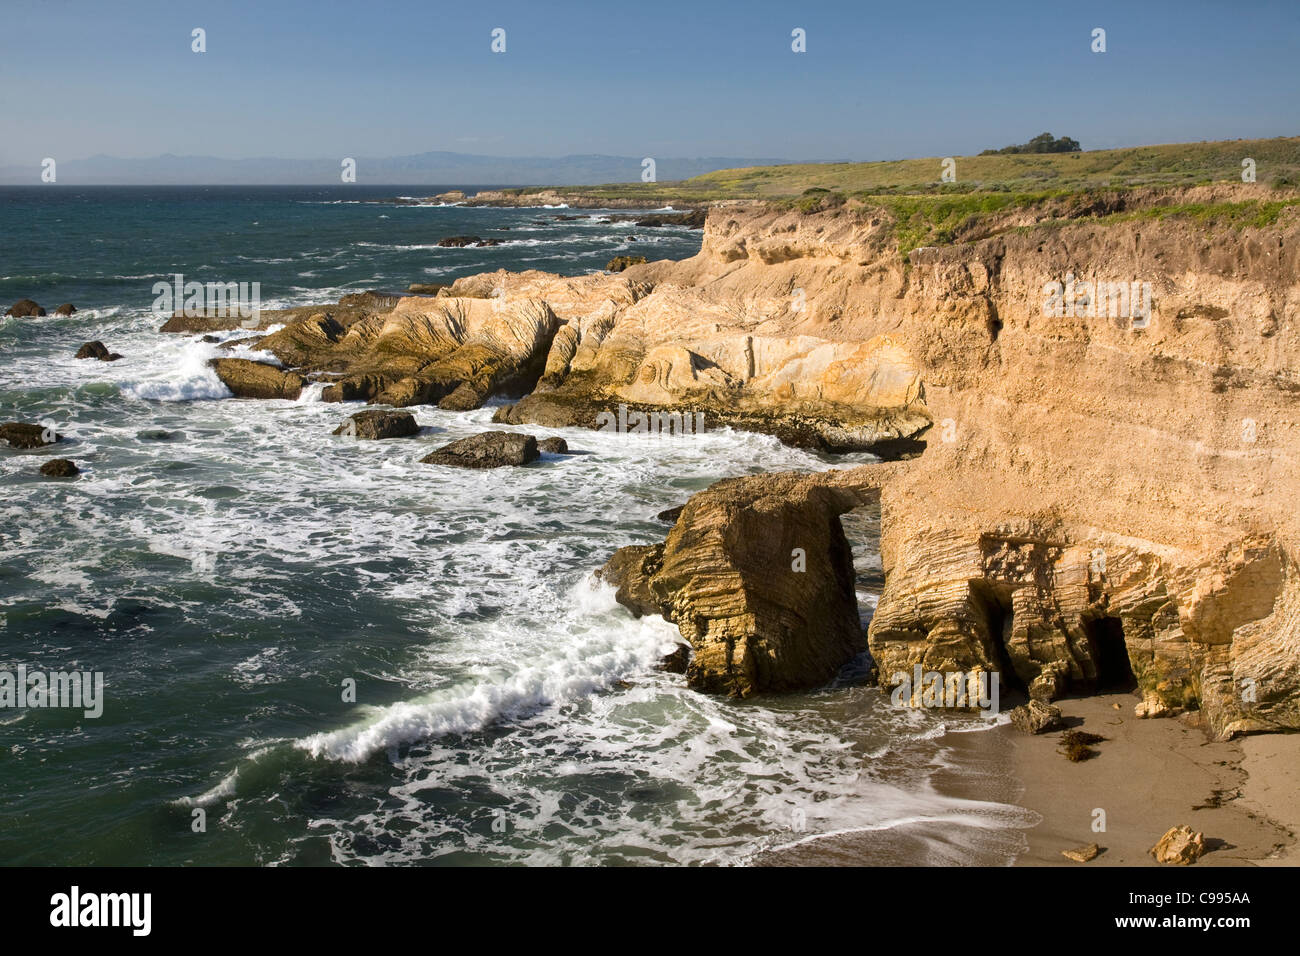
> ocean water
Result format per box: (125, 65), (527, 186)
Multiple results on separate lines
(0, 186), (1036, 865)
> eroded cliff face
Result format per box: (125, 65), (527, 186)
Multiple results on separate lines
(592, 190), (1300, 737)
(171, 189), (1300, 735)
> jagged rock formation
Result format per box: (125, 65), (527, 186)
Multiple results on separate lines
(75, 341), (122, 361)
(598, 469), (882, 696)
(332, 410), (419, 440)
(590, 188), (1300, 738)
(6, 299), (45, 317)
(209, 359), (305, 400)
(153, 185), (1300, 738)
(420, 431), (539, 469)
(0, 422), (61, 448)
(607, 255), (647, 273)
(39, 459), (80, 478)
(166, 288), (565, 413)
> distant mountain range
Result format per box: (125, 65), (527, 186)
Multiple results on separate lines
(0, 152), (796, 186)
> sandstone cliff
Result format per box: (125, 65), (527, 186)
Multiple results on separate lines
(167, 185), (1300, 739)
(593, 187), (1300, 739)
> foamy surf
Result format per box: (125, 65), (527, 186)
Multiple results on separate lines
(297, 580), (678, 762)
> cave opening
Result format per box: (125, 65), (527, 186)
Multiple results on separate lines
(971, 581), (1026, 696)
(837, 502), (884, 684)
(1085, 616), (1137, 692)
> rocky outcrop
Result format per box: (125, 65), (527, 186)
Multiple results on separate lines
(606, 255), (646, 272)
(39, 459), (80, 478)
(598, 469), (882, 696)
(583, 190), (1300, 737)
(487, 210), (939, 453)
(75, 341), (122, 361)
(0, 423), (61, 448)
(184, 189), (1300, 737)
(209, 359), (305, 400)
(160, 292), (401, 335)
(332, 409), (418, 439)
(420, 431), (539, 469)
(182, 290), (563, 412)
(536, 437), (569, 454)
(6, 299), (45, 317)
(55, 304), (76, 316)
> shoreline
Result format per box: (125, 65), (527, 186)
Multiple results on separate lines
(1005, 694), (1296, 866)
(757, 693), (1298, 867)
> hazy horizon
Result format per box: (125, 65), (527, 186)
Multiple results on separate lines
(3, 0), (1298, 177)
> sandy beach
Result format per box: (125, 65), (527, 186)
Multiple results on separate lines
(1005, 694), (1297, 866)
(758, 692), (1298, 867)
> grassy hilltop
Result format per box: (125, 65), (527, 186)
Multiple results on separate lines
(537, 135), (1300, 204)
(476, 136), (1300, 265)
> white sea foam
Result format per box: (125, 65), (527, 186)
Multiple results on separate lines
(297, 580), (678, 762)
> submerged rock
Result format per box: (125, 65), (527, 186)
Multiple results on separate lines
(74, 341), (123, 361)
(55, 303), (77, 316)
(1149, 825), (1205, 865)
(0, 422), (61, 449)
(6, 299), (45, 317)
(39, 458), (80, 478)
(437, 236), (501, 248)
(333, 409), (418, 440)
(208, 358), (305, 400)
(420, 431), (539, 469)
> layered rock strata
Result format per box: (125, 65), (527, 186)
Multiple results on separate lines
(597, 188), (1300, 738)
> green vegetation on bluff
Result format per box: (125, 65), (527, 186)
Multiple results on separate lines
(536, 136), (1300, 205)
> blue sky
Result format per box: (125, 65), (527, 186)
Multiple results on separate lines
(2, 0), (1297, 164)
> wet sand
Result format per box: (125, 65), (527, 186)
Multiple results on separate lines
(1006, 693), (1295, 866)
(756, 692), (1298, 867)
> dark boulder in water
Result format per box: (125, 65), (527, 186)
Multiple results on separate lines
(208, 358), (305, 400)
(536, 436), (569, 454)
(39, 458), (80, 478)
(594, 543), (664, 619)
(75, 341), (123, 361)
(137, 428), (185, 442)
(6, 299), (45, 317)
(0, 422), (62, 449)
(333, 409), (419, 440)
(659, 643), (691, 674)
(55, 303), (77, 316)
(420, 431), (538, 469)
(634, 208), (706, 228)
